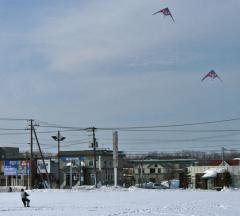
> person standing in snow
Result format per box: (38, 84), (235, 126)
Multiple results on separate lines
(20, 188), (30, 207)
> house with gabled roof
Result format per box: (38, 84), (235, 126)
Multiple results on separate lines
(188, 159), (240, 189)
(128, 158), (196, 186)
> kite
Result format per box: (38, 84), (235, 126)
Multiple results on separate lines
(152, 7), (175, 23)
(201, 70), (222, 82)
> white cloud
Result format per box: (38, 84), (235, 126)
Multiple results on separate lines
(0, 0), (240, 152)
(27, 0), (240, 76)
(28, 1), (183, 73)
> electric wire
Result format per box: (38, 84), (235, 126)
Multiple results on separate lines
(1, 117), (240, 153)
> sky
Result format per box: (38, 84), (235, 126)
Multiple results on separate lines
(0, 0), (240, 154)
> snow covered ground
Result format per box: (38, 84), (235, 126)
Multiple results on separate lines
(0, 186), (239, 216)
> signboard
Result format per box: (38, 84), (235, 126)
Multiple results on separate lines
(60, 156), (85, 161)
(4, 160), (29, 176)
(37, 159), (51, 174)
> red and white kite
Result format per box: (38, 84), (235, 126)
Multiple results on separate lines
(152, 7), (175, 23)
(201, 70), (222, 82)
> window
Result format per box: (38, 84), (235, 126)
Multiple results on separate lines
(88, 160), (93, 166)
(138, 168), (141, 174)
(158, 168), (161, 173)
(137, 168), (144, 174)
(150, 168), (155, 174)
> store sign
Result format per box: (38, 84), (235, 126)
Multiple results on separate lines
(60, 156), (84, 161)
(37, 159), (51, 173)
(4, 160), (29, 176)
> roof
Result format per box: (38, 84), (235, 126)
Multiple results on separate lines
(202, 167), (226, 179)
(209, 160), (240, 166)
(128, 159), (197, 164)
(60, 150), (125, 157)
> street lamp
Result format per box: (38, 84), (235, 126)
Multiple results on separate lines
(52, 131), (65, 189)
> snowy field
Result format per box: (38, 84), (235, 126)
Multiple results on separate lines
(0, 187), (240, 216)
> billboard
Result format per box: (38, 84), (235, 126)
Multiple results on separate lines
(37, 159), (51, 173)
(4, 160), (29, 176)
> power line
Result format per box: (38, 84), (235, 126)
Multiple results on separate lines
(38, 125), (87, 130)
(123, 149), (240, 154)
(1, 117), (240, 153)
(32, 117), (240, 131)
(98, 117), (240, 130)
(0, 132), (29, 136)
(0, 118), (29, 121)
(0, 128), (26, 131)
(113, 129), (240, 132)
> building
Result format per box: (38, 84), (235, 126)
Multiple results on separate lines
(0, 147), (128, 189)
(0, 148), (28, 188)
(0, 148), (57, 189)
(188, 159), (240, 189)
(59, 150), (126, 188)
(0, 147), (20, 159)
(128, 158), (196, 186)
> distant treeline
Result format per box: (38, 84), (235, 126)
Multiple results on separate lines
(126, 150), (240, 165)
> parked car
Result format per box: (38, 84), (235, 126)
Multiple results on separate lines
(213, 187), (223, 191)
(152, 183), (163, 189)
(143, 182), (154, 189)
(33, 181), (47, 189)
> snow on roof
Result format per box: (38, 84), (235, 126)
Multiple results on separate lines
(202, 167), (226, 179)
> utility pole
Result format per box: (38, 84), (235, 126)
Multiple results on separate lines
(33, 126), (51, 188)
(92, 127), (97, 188)
(98, 155), (102, 186)
(140, 159), (143, 188)
(57, 131), (61, 189)
(222, 147), (225, 165)
(25, 151), (30, 189)
(222, 147), (224, 165)
(70, 161), (73, 189)
(29, 119), (33, 190)
(113, 131), (118, 187)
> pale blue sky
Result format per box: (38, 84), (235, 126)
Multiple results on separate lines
(0, 0), (240, 153)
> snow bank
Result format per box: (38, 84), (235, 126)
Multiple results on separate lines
(0, 186), (25, 192)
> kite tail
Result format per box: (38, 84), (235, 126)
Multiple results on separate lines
(170, 14), (175, 23)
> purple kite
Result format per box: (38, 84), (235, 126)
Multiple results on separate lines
(201, 70), (222, 82)
(152, 7), (175, 23)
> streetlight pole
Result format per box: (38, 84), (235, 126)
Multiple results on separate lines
(52, 131), (65, 189)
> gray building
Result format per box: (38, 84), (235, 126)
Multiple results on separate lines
(59, 150), (126, 188)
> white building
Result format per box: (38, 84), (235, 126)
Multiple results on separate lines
(188, 159), (240, 189)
